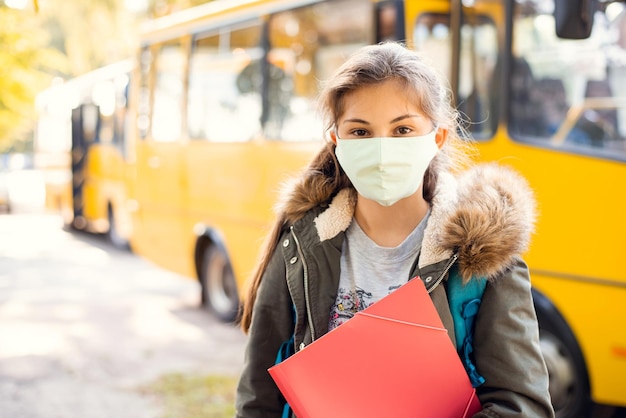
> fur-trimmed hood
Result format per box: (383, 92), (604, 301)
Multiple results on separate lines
(279, 163), (536, 282)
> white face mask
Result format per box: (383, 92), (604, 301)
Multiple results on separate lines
(335, 129), (439, 206)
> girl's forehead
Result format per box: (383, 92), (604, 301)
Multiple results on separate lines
(338, 80), (425, 121)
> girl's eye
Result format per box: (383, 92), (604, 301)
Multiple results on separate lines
(351, 129), (368, 137)
(396, 126), (413, 135)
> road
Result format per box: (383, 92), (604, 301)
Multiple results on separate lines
(0, 212), (247, 418)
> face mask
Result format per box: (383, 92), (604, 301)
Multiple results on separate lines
(335, 129), (439, 206)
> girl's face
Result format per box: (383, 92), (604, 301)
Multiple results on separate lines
(334, 79), (440, 142)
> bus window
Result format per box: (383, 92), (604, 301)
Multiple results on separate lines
(92, 79), (116, 144)
(414, 14), (451, 81)
(510, 0), (626, 158)
(113, 73), (130, 155)
(414, 12), (499, 139)
(152, 42), (185, 143)
(189, 23), (264, 142)
(376, 0), (404, 43)
(268, 0), (374, 141)
(458, 16), (499, 139)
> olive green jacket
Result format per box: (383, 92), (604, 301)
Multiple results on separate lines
(236, 164), (555, 418)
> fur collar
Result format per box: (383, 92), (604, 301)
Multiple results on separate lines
(281, 163), (536, 282)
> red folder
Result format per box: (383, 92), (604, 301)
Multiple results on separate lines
(268, 278), (482, 418)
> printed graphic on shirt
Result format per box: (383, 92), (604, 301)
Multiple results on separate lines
(328, 284), (402, 330)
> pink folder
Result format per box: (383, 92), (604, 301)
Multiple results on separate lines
(268, 278), (482, 418)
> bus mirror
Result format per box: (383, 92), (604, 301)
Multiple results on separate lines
(554, 0), (594, 39)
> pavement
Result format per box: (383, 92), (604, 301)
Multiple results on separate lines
(0, 211), (247, 418)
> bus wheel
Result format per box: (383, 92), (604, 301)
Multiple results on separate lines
(200, 245), (239, 323)
(534, 291), (590, 418)
(107, 206), (130, 251)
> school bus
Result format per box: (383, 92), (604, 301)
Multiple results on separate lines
(40, 0), (626, 415)
(36, 60), (134, 248)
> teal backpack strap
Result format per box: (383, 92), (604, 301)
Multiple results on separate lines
(447, 265), (487, 388)
(274, 304), (296, 418)
(275, 333), (294, 418)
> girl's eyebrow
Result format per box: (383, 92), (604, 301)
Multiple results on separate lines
(341, 114), (422, 126)
(342, 118), (370, 125)
(389, 114), (421, 124)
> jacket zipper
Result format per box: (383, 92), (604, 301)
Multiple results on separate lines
(427, 252), (459, 294)
(290, 226), (316, 343)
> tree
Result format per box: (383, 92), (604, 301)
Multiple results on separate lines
(36, 0), (138, 77)
(0, 0), (212, 151)
(0, 6), (67, 152)
(33, 0), (213, 77)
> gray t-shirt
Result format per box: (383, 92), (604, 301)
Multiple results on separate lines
(328, 211), (430, 331)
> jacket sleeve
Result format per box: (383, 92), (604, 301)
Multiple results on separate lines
(236, 244), (294, 417)
(472, 258), (555, 418)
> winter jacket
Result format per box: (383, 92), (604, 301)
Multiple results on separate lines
(236, 163), (555, 418)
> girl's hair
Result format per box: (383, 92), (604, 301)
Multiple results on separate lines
(239, 42), (472, 332)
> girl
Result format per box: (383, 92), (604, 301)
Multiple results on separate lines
(236, 42), (554, 417)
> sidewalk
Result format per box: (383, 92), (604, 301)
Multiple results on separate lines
(0, 213), (247, 418)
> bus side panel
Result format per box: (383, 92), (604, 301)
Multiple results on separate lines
(83, 143), (127, 232)
(182, 140), (321, 289)
(478, 138), (626, 285)
(132, 139), (189, 277)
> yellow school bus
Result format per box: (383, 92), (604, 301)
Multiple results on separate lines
(35, 60), (134, 249)
(43, 0), (625, 415)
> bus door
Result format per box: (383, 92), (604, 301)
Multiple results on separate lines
(133, 42), (188, 274)
(70, 102), (99, 230)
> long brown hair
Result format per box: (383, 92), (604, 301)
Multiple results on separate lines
(240, 42), (471, 333)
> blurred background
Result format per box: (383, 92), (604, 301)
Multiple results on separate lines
(0, 0), (209, 211)
(1, 0), (626, 417)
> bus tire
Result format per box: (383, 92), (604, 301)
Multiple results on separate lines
(532, 289), (591, 418)
(107, 205), (130, 251)
(200, 244), (239, 323)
